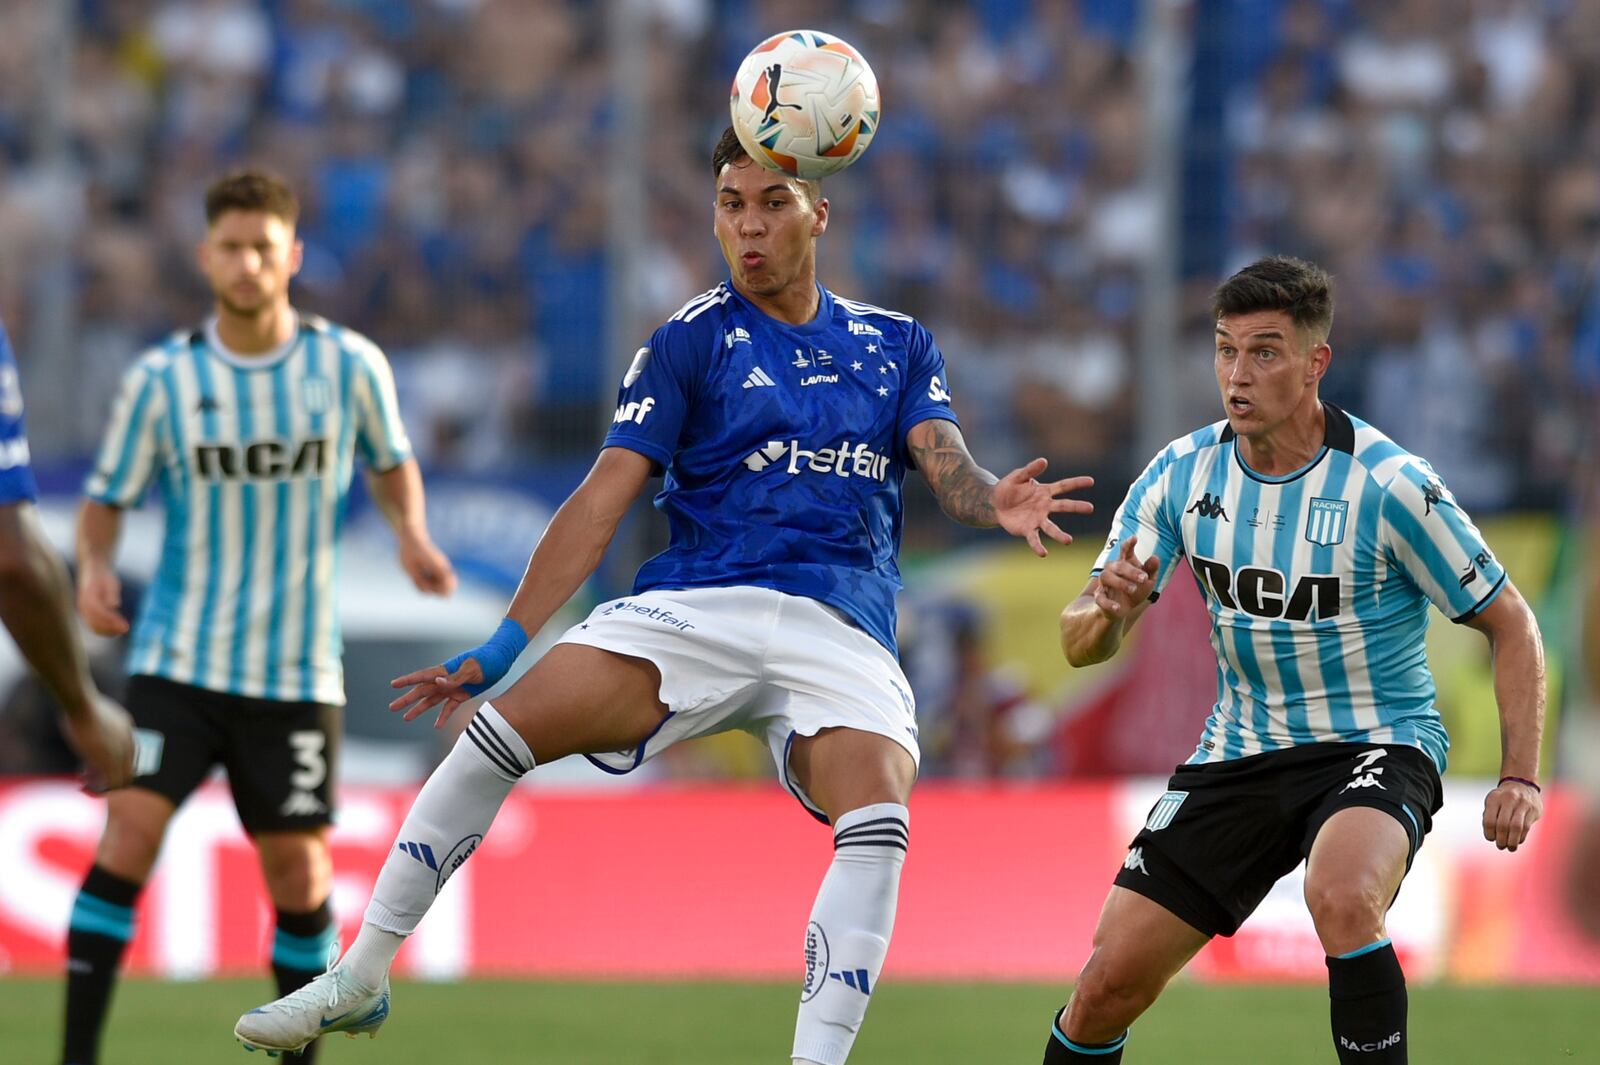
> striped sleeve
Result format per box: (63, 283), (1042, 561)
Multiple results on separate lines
(347, 334), (412, 472)
(85, 356), (166, 508)
(1380, 460), (1507, 622)
(1091, 445), (1186, 598)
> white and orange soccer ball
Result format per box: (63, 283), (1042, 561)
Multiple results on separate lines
(729, 29), (880, 180)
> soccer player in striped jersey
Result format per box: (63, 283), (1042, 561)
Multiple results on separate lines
(236, 126), (1095, 1063)
(63, 171), (454, 1065)
(1040, 257), (1546, 1064)
(0, 315), (135, 789)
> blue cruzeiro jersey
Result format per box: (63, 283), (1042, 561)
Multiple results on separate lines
(85, 314), (412, 705)
(604, 282), (958, 654)
(1094, 403), (1507, 773)
(0, 318), (39, 505)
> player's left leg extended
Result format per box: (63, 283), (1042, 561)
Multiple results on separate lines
(255, 829), (337, 1065)
(786, 726), (916, 1065)
(1304, 807), (1412, 1064)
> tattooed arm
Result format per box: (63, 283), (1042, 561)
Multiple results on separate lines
(905, 418), (1094, 557)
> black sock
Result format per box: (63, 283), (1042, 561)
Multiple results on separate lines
(1043, 1006), (1126, 1063)
(62, 865), (142, 1065)
(1328, 940), (1408, 1063)
(272, 901), (337, 1065)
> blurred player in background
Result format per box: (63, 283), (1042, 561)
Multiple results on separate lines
(236, 127), (1094, 1064)
(63, 171), (455, 1065)
(1043, 257), (1545, 1064)
(0, 315), (134, 788)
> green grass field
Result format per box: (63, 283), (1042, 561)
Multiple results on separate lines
(5, 978), (1593, 1063)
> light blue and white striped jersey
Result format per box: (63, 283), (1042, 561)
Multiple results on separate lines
(1093, 403), (1506, 773)
(85, 314), (412, 705)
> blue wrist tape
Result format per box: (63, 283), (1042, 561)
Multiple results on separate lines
(443, 617), (530, 696)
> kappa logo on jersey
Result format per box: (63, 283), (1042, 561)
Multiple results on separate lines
(613, 397), (656, 424)
(622, 347), (651, 387)
(723, 328), (751, 349)
(1123, 847), (1149, 875)
(1187, 492), (1229, 521)
(743, 367), (776, 389)
(847, 320), (884, 338)
(742, 439), (891, 481)
(1191, 555), (1342, 620)
(1305, 497), (1348, 547)
(927, 375), (951, 402)
(195, 438), (330, 481)
(1421, 478), (1450, 516)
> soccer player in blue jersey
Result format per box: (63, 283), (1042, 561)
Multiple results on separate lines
(64, 171), (455, 1065)
(1040, 257), (1546, 1064)
(236, 127), (1095, 1063)
(0, 316), (135, 788)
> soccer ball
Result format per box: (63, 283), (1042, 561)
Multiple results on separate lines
(729, 29), (880, 180)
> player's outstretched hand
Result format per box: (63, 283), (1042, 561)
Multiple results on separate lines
(389, 659), (483, 728)
(77, 564), (130, 637)
(62, 692), (136, 792)
(398, 531), (457, 597)
(389, 617), (530, 727)
(992, 458), (1093, 558)
(1482, 778), (1542, 852)
(1093, 534), (1160, 619)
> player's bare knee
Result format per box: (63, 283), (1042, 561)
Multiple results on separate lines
(1067, 961), (1157, 1034)
(1305, 878), (1387, 949)
(97, 814), (166, 880)
(258, 835), (333, 910)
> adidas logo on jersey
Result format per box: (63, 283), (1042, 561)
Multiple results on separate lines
(742, 439), (890, 481)
(743, 367), (776, 389)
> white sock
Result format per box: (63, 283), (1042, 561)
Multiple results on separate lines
(792, 802), (909, 1065)
(342, 703), (534, 987)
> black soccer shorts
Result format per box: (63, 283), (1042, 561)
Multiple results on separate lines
(126, 674), (342, 833)
(1113, 742), (1443, 937)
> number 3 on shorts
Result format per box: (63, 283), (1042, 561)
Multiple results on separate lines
(288, 730), (327, 792)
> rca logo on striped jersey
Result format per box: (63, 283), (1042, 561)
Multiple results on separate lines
(194, 438), (330, 480)
(1190, 555), (1342, 621)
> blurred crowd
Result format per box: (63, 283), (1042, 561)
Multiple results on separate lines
(0, 0), (1593, 510)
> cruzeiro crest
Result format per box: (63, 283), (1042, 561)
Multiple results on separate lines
(1305, 497), (1348, 547)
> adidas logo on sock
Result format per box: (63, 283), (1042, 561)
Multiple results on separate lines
(828, 968), (872, 994)
(398, 841), (438, 870)
(742, 367), (776, 389)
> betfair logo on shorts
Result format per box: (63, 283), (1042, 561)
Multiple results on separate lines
(602, 600), (695, 631)
(742, 439), (891, 481)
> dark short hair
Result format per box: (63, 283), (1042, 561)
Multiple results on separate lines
(1212, 256), (1334, 345)
(711, 125), (821, 203)
(204, 170), (299, 226)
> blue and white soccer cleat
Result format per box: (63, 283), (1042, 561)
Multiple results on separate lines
(234, 965), (390, 1055)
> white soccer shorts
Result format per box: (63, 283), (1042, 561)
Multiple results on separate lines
(556, 585), (920, 820)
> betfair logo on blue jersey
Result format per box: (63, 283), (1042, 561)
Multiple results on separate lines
(743, 439), (891, 481)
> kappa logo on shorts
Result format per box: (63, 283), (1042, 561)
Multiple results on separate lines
(1123, 847), (1149, 875)
(1145, 791), (1188, 832)
(1340, 748), (1388, 794)
(279, 791), (328, 817)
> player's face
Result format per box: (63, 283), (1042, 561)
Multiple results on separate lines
(198, 210), (303, 318)
(1214, 310), (1329, 436)
(714, 159), (827, 300)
